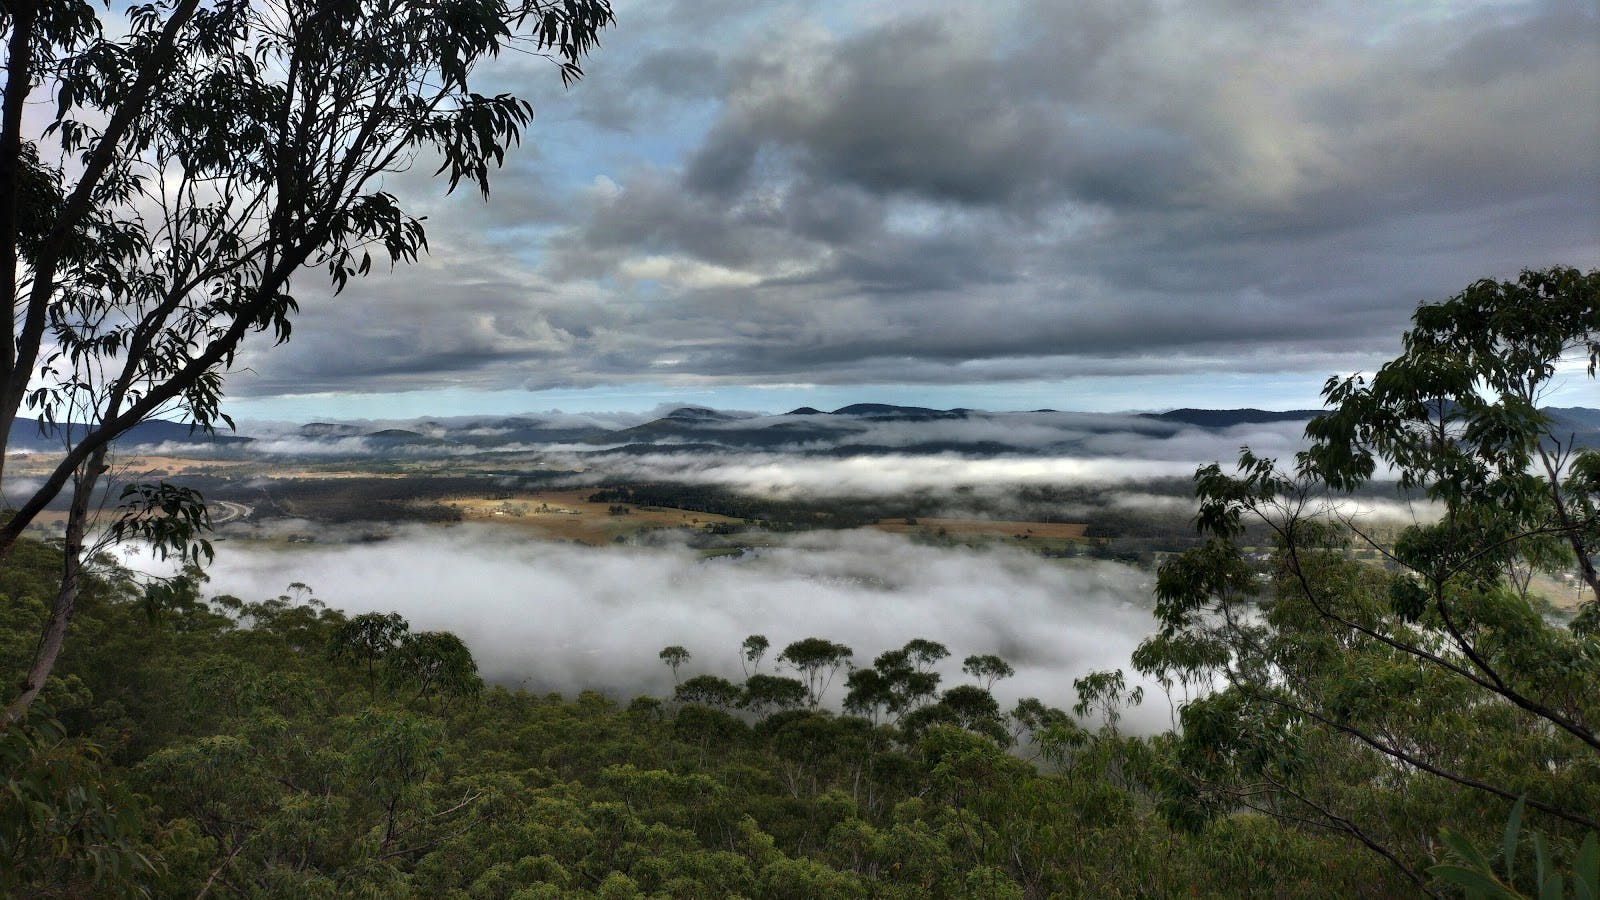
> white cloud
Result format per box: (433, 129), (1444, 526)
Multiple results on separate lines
(126, 525), (1174, 732)
(209, 0), (1597, 405)
(618, 254), (766, 289)
(549, 451), (1200, 497)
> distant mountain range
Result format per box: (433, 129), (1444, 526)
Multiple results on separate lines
(6, 418), (252, 453)
(10, 403), (1596, 458)
(1547, 407), (1600, 430)
(1144, 408), (1324, 428)
(270, 403), (1600, 457)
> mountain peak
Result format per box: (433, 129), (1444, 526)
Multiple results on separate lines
(300, 422), (364, 438)
(830, 403), (966, 420)
(1144, 408), (1322, 428)
(662, 406), (732, 422)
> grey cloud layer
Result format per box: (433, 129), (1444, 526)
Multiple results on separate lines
(227, 0), (1598, 397)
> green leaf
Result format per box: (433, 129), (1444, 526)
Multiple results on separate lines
(1575, 833), (1599, 900)
(1430, 864), (1510, 897)
(1443, 827), (1497, 874)
(1503, 796), (1526, 883)
(1388, 575), (1429, 622)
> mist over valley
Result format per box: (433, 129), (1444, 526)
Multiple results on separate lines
(2, 0), (1594, 888)
(53, 398), (1589, 729)
(55, 401), (1312, 725)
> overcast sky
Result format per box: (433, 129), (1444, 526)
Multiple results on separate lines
(227, 0), (1599, 422)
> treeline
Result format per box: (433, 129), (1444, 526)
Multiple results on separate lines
(588, 484), (894, 531)
(654, 636), (1066, 750)
(590, 481), (1230, 559)
(464, 476), (1240, 560)
(0, 536), (1404, 897)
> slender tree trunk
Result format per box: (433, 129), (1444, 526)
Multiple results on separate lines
(3, 448), (106, 723)
(1559, 519), (1600, 607)
(0, 0), (39, 481)
(2, 0), (204, 441)
(1538, 445), (1600, 606)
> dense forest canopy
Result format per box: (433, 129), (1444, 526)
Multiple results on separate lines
(0, 536), (1410, 897)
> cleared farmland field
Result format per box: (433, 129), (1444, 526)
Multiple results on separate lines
(444, 490), (745, 545)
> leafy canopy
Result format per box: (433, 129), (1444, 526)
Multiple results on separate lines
(1136, 266), (1600, 890)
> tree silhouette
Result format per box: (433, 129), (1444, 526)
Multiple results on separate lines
(740, 634), (770, 677)
(962, 654), (1016, 691)
(659, 645), (691, 685)
(776, 638), (853, 710)
(674, 675), (741, 711)
(1136, 267), (1600, 887)
(0, 0), (615, 720)
(328, 611), (409, 697)
(740, 673), (808, 716)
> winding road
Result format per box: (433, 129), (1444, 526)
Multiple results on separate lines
(210, 500), (253, 526)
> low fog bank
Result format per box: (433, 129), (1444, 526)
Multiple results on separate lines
(129, 409), (1318, 465)
(127, 526), (1174, 733)
(551, 452), (1218, 498)
(535, 417), (1324, 504)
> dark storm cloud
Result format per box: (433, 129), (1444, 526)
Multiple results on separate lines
(225, 0), (1599, 399)
(568, 48), (728, 132)
(684, 15), (1197, 213)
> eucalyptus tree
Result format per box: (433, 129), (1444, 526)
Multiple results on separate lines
(0, 0), (614, 720)
(844, 639), (948, 724)
(776, 637), (853, 710)
(659, 645), (690, 685)
(328, 611), (409, 697)
(740, 633), (769, 676)
(900, 684), (1009, 745)
(1070, 669), (1142, 736)
(1136, 267), (1600, 888)
(961, 653), (1015, 692)
(740, 673), (808, 716)
(673, 674), (742, 711)
(386, 630), (481, 706)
